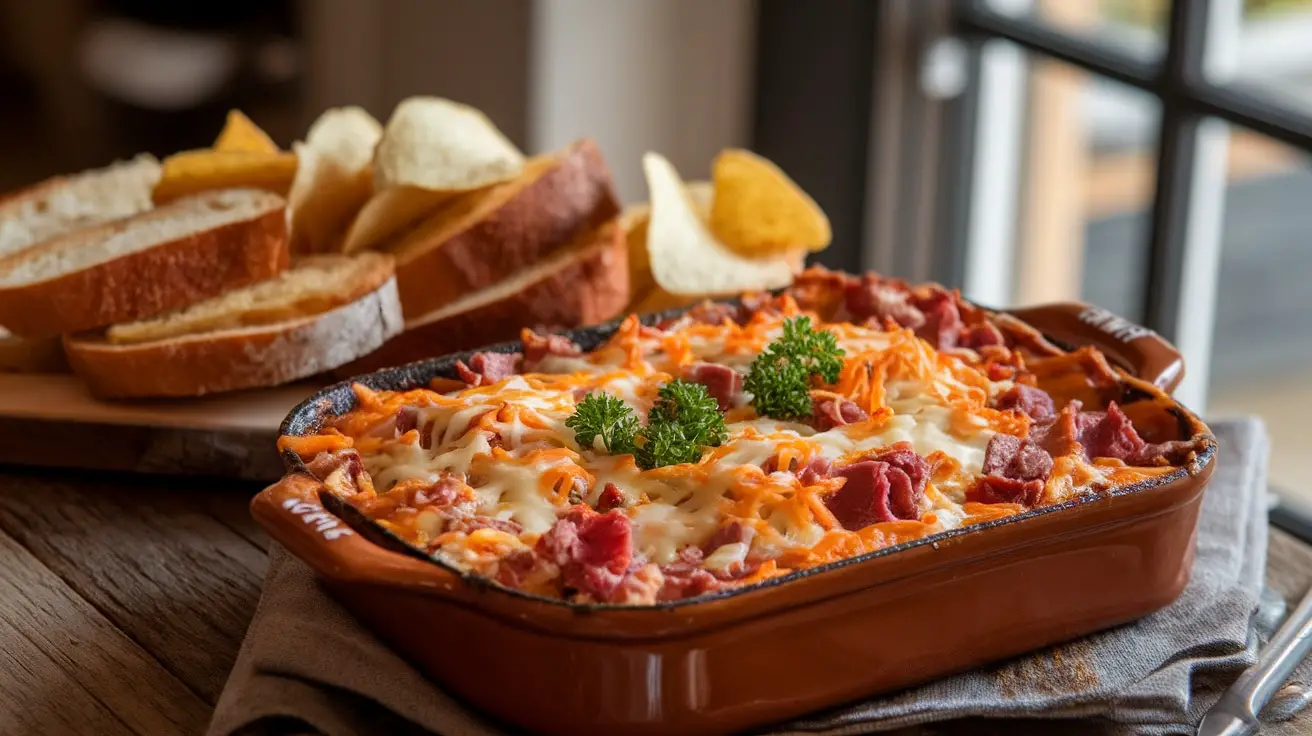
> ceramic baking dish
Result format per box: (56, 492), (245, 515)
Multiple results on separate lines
(253, 297), (1216, 736)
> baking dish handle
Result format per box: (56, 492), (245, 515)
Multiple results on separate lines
(252, 473), (462, 592)
(1002, 302), (1185, 393)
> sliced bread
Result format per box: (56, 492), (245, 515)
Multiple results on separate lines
(105, 252), (393, 344)
(0, 188), (289, 337)
(344, 218), (628, 374)
(385, 138), (619, 318)
(0, 154), (160, 261)
(64, 255), (403, 398)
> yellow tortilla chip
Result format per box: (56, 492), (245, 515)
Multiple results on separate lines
(213, 110), (280, 154)
(152, 150), (297, 204)
(708, 148), (830, 255)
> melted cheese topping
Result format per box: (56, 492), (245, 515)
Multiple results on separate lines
(284, 305), (1179, 597)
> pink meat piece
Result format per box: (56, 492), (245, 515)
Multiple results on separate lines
(409, 476), (466, 507)
(971, 476), (1046, 507)
(823, 460), (923, 530)
(994, 384), (1056, 421)
(454, 351), (522, 386)
(1033, 401), (1147, 462)
(536, 506), (634, 600)
(701, 521), (751, 555)
(843, 274), (926, 329)
(304, 448), (363, 485)
(443, 515), (524, 536)
(684, 362), (743, 412)
(913, 289), (964, 351)
(760, 455), (833, 485)
(982, 434), (1054, 482)
(810, 397), (869, 431)
(656, 565), (721, 601)
(522, 331), (583, 369)
(595, 482), (626, 512)
(959, 321), (1006, 350)
(867, 442), (930, 495)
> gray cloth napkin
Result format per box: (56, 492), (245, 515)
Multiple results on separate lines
(209, 419), (1299, 736)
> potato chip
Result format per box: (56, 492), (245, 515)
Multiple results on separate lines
(708, 148), (830, 255)
(288, 106), (382, 253)
(642, 152), (793, 296)
(213, 110), (280, 154)
(151, 150), (298, 204)
(340, 186), (455, 254)
(373, 96), (524, 193)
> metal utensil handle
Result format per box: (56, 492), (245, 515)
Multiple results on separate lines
(1223, 584), (1312, 720)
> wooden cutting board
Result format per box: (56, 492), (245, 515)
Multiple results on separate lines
(0, 373), (324, 481)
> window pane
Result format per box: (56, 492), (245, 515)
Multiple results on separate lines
(1207, 130), (1312, 501)
(985, 0), (1168, 60)
(1234, 0), (1312, 115)
(1006, 53), (1162, 323)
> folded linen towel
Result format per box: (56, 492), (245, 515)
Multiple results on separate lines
(209, 419), (1306, 736)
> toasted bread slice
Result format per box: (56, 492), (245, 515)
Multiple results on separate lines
(0, 154), (159, 260)
(344, 219), (627, 374)
(105, 252), (393, 344)
(386, 139), (619, 318)
(64, 260), (403, 399)
(0, 189), (289, 337)
(0, 329), (67, 373)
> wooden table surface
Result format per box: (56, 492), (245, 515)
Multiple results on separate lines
(3, 466), (1312, 736)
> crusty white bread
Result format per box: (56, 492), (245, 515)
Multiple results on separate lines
(386, 138), (620, 318)
(106, 252), (393, 344)
(64, 275), (404, 399)
(0, 188), (289, 337)
(343, 219), (627, 374)
(0, 154), (160, 261)
(0, 329), (67, 374)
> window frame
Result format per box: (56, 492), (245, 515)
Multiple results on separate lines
(950, 0), (1312, 537)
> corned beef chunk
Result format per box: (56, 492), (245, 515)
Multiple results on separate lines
(454, 351), (521, 386)
(595, 482), (626, 512)
(824, 460), (924, 530)
(685, 362), (743, 411)
(982, 434), (1054, 483)
(536, 506), (634, 601)
(810, 396), (868, 430)
(844, 274), (926, 329)
(994, 384), (1056, 421)
(522, 331), (583, 369)
(657, 563), (720, 601)
(867, 442), (930, 495)
(702, 521), (751, 554)
(443, 515), (523, 536)
(682, 301), (744, 326)
(958, 321), (1006, 350)
(1032, 401), (1144, 462)
(761, 455), (834, 485)
(913, 289), (964, 351)
(969, 475), (1045, 507)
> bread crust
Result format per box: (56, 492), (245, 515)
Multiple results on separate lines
(393, 139), (620, 318)
(0, 199), (290, 337)
(345, 222), (628, 374)
(64, 278), (404, 398)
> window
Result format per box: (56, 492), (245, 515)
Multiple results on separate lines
(948, 0), (1312, 521)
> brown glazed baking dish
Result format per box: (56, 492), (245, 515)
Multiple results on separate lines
(253, 295), (1216, 736)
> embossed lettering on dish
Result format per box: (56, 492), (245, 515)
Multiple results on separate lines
(282, 497), (354, 540)
(1078, 306), (1153, 343)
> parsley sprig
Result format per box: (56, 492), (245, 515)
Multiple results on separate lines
(744, 316), (845, 420)
(566, 379), (727, 470)
(565, 392), (639, 454)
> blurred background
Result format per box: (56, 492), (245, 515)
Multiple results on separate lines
(1, 0), (1310, 505)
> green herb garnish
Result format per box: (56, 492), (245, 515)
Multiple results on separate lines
(566, 380), (727, 470)
(744, 316), (845, 420)
(635, 379), (728, 469)
(566, 392), (639, 454)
